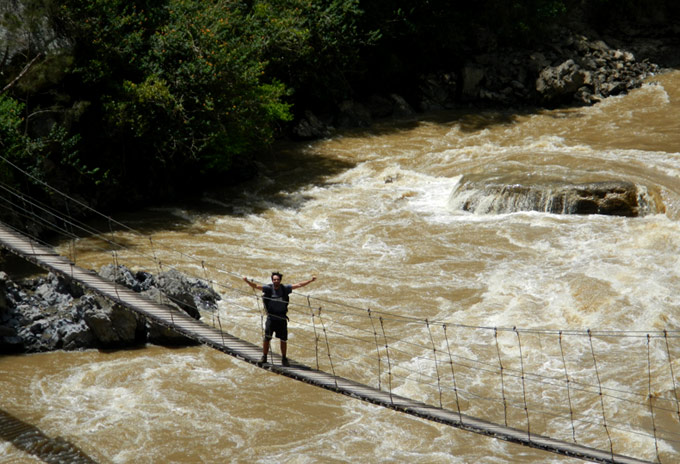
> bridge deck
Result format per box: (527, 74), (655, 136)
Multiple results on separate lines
(0, 223), (652, 464)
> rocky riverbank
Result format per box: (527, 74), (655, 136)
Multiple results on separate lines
(0, 263), (221, 353)
(293, 21), (679, 138)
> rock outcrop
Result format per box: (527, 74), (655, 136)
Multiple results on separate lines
(0, 265), (221, 353)
(293, 25), (675, 137)
(448, 180), (665, 217)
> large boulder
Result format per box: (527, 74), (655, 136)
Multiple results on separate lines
(99, 265), (221, 319)
(150, 268), (220, 318)
(80, 294), (144, 346)
(336, 100), (372, 128)
(291, 110), (332, 140)
(423, 28), (662, 110)
(417, 72), (458, 111)
(98, 265), (154, 292)
(536, 59), (590, 105)
(460, 64), (486, 101)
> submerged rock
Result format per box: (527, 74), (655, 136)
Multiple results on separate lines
(449, 180), (665, 217)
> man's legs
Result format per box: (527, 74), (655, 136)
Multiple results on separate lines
(280, 340), (289, 366)
(261, 318), (273, 363)
(260, 318), (289, 366)
(280, 320), (289, 366)
(262, 338), (270, 356)
(261, 339), (287, 365)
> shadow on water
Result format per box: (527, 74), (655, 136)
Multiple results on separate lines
(137, 106), (544, 219)
(36, 104), (546, 245)
(74, 141), (361, 238)
(418, 107), (536, 132)
(204, 141), (359, 212)
(45, 103), (580, 241)
(0, 408), (99, 463)
(330, 105), (539, 139)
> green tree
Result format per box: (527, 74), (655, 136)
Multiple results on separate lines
(3, 0), (372, 207)
(53, 0), (298, 198)
(0, 95), (28, 189)
(247, 0), (373, 109)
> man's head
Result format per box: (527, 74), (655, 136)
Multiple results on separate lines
(271, 272), (283, 287)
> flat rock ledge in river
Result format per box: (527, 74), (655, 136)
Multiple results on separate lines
(0, 265), (221, 354)
(448, 180), (665, 216)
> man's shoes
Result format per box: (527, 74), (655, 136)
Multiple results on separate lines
(258, 355), (267, 364)
(282, 357), (290, 367)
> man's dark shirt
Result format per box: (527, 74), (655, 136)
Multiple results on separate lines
(262, 284), (292, 318)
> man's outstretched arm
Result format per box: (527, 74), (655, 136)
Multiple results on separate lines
(291, 276), (317, 290)
(243, 276), (264, 290)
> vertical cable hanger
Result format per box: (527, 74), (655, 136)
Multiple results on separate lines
(588, 329), (614, 460)
(109, 218), (121, 301)
(318, 307), (338, 388)
(426, 318), (443, 408)
(443, 324), (463, 423)
(308, 296), (320, 370)
(647, 334), (661, 463)
(559, 330), (577, 443)
(379, 316), (393, 406)
(514, 327), (531, 441)
(663, 330), (680, 424)
(368, 308), (382, 391)
(495, 328), (509, 427)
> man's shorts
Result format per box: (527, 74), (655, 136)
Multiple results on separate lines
(264, 316), (288, 341)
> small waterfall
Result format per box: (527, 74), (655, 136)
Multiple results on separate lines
(448, 179), (665, 216)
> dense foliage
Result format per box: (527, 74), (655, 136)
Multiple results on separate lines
(0, 0), (677, 216)
(1, 0), (369, 208)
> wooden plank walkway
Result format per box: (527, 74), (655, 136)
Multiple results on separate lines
(0, 222), (653, 464)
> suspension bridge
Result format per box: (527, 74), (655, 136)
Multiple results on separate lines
(2, 155), (680, 463)
(0, 221), (656, 464)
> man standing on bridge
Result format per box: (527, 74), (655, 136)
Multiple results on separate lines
(243, 272), (316, 366)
